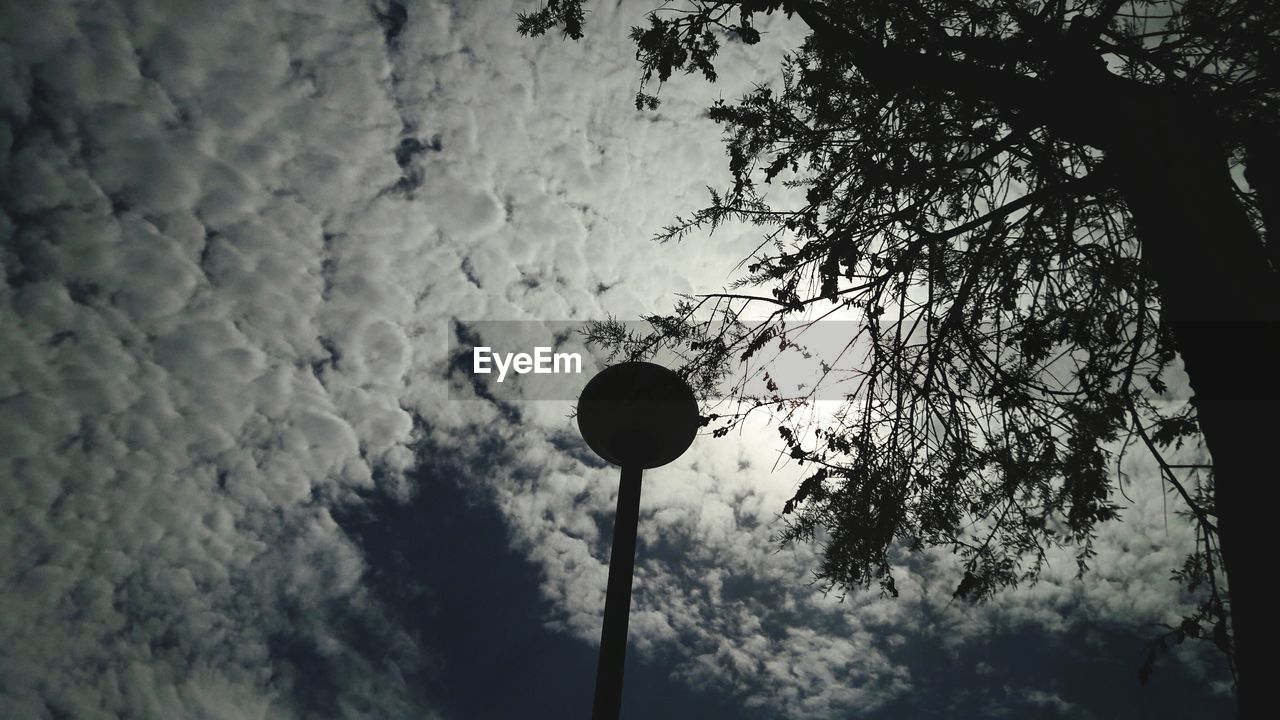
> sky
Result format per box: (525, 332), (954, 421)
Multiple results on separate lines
(0, 1), (1235, 718)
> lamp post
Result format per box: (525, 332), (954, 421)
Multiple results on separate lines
(576, 362), (699, 720)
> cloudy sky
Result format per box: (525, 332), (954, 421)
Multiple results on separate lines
(0, 1), (1234, 718)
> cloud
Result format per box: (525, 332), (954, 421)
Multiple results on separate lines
(1, 0), (429, 716)
(0, 0), (1226, 718)
(395, 3), (1225, 715)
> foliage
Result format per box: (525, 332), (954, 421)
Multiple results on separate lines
(519, 0), (1280, 683)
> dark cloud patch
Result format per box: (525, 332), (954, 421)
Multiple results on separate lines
(867, 623), (1233, 719)
(395, 135), (442, 169)
(335, 452), (768, 719)
(459, 256), (483, 288)
(445, 320), (525, 425)
(373, 1), (410, 49)
(547, 428), (609, 470)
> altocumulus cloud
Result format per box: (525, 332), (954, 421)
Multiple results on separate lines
(2, 0), (429, 716)
(1, 1), (1226, 718)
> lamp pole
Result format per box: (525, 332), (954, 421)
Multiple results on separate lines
(591, 465), (642, 719)
(576, 362), (699, 720)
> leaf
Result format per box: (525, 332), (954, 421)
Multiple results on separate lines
(953, 570), (979, 600)
(1212, 620), (1231, 655)
(634, 91), (660, 111)
(736, 25), (761, 44)
(1150, 415), (1198, 448)
(1146, 373), (1168, 395)
(882, 575), (899, 598)
(1138, 639), (1165, 686)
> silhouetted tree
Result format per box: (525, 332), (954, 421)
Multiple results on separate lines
(521, 1), (1277, 712)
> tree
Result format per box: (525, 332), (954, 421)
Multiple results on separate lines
(520, 1), (1278, 714)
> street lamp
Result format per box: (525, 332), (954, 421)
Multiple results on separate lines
(576, 362), (700, 720)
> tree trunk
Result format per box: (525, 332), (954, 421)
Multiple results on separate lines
(1107, 86), (1279, 719)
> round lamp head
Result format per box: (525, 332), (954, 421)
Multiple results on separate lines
(577, 362), (700, 469)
